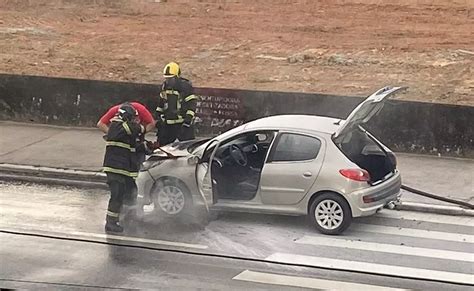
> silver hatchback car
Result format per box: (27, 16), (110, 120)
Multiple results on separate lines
(136, 86), (403, 234)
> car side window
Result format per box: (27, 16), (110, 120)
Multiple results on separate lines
(269, 133), (321, 162)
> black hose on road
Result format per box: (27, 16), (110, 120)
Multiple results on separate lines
(401, 184), (474, 209)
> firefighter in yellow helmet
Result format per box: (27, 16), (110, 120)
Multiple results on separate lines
(155, 62), (198, 145)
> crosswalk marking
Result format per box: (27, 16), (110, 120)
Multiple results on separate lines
(233, 270), (407, 290)
(295, 235), (474, 262)
(353, 223), (474, 243)
(375, 210), (474, 226)
(266, 253), (474, 285)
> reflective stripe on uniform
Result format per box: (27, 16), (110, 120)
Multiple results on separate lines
(105, 141), (136, 152)
(106, 210), (119, 218)
(177, 99), (181, 110)
(160, 91), (167, 99)
(106, 141), (131, 150)
(164, 90), (180, 96)
(122, 122), (132, 135)
(184, 94), (198, 102)
(156, 107), (164, 113)
(103, 167), (138, 177)
(166, 118), (184, 124)
(186, 110), (195, 117)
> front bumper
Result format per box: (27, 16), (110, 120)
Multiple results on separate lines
(136, 170), (155, 204)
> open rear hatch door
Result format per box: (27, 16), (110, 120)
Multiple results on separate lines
(333, 86), (406, 139)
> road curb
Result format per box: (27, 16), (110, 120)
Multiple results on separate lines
(0, 172), (108, 189)
(394, 201), (474, 217)
(0, 163), (107, 189)
(0, 163), (105, 180)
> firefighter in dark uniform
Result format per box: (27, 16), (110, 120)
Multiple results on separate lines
(103, 103), (145, 233)
(156, 62), (198, 145)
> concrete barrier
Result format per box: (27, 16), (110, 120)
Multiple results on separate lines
(1, 74), (472, 157)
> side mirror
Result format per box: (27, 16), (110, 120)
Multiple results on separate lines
(188, 155), (200, 165)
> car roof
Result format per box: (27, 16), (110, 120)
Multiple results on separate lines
(244, 114), (342, 134)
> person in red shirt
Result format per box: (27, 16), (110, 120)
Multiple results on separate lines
(97, 102), (155, 134)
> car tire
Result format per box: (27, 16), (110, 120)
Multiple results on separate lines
(152, 178), (192, 219)
(309, 192), (352, 235)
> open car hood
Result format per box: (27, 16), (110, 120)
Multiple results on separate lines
(150, 138), (211, 158)
(333, 86), (406, 139)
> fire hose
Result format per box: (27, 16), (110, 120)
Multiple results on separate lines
(401, 184), (474, 209)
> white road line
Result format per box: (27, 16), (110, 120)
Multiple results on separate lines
(233, 270), (407, 291)
(376, 210), (474, 226)
(353, 223), (474, 243)
(266, 253), (474, 285)
(0, 224), (208, 250)
(296, 235), (474, 262)
(69, 231), (209, 250)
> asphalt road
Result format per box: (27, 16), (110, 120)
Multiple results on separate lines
(0, 181), (473, 290)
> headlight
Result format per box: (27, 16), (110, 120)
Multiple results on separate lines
(140, 159), (165, 171)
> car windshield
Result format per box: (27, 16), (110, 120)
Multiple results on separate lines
(190, 123), (248, 154)
(186, 138), (211, 153)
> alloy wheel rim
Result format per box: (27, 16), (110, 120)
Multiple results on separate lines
(315, 199), (344, 230)
(157, 186), (185, 215)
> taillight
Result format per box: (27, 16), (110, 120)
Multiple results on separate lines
(339, 169), (371, 182)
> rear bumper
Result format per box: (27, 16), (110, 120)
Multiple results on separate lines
(348, 170), (402, 217)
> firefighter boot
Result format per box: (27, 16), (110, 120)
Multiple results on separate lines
(105, 216), (124, 233)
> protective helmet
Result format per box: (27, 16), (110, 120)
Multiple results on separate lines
(163, 62), (181, 78)
(118, 103), (138, 122)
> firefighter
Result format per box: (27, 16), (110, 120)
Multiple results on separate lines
(156, 62), (198, 145)
(98, 102), (156, 210)
(103, 103), (145, 233)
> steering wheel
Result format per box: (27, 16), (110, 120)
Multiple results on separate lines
(230, 144), (248, 167)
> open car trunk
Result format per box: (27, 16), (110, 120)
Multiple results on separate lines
(334, 127), (396, 183)
(331, 86), (404, 183)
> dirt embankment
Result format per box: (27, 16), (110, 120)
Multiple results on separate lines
(0, 0), (473, 105)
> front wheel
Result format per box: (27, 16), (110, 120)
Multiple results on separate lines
(309, 192), (352, 235)
(153, 179), (192, 218)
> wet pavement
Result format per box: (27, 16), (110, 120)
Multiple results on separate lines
(0, 181), (473, 289)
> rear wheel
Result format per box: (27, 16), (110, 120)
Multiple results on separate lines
(309, 192), (352, 235)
